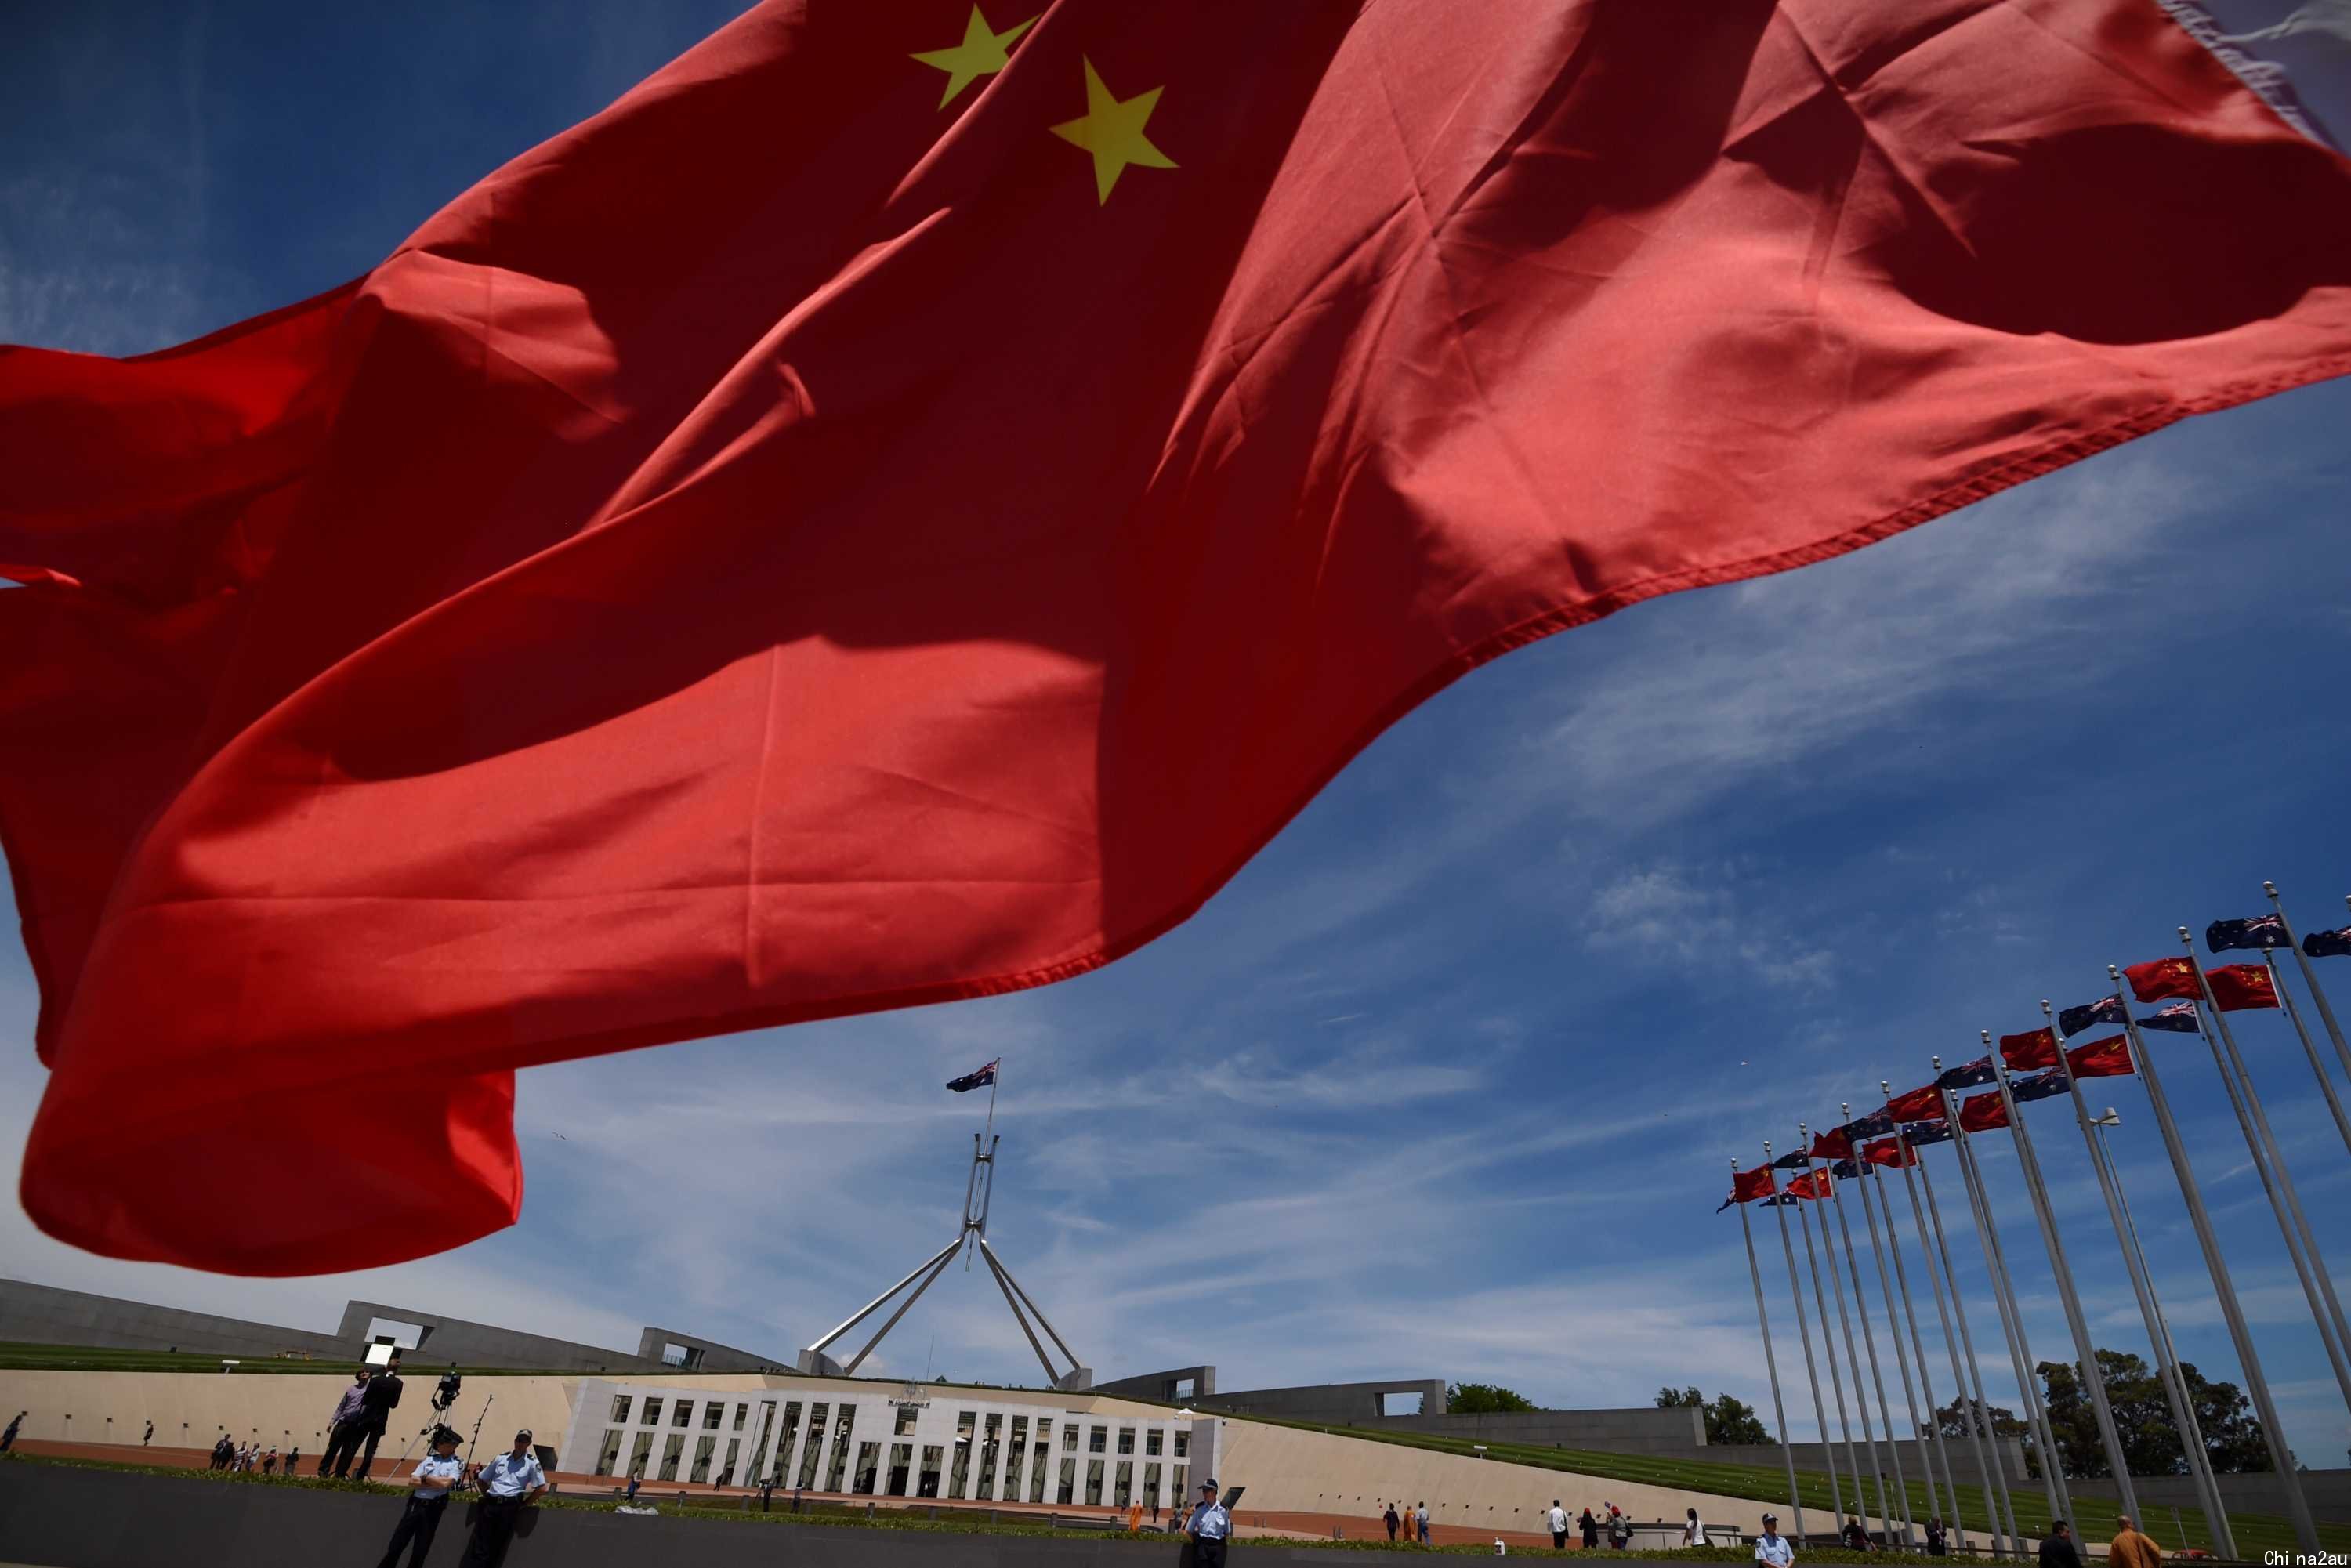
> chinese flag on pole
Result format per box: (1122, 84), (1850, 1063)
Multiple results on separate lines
(1730, 1165), (1780, 1204)
(2125, 957), (2204, 1004)
(1958, 1093), (2012, 1134)
(2205, 964), (2282, 1012)
(1998, 1027), (2061, 1070)
(2066, 1037), (2135, 1080)
(7, 0), (2351, 1273)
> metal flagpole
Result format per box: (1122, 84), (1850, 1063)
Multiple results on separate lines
(1769, 1139), (1847, 1530)
(2266, 882), (2349, 1084)
(1802, 1124), (1894, 1540)
(1795, 1132), (1867, 1529)
(1842, 1103), (1925, 1547)
(2264, 948), (2351, 1157)
(1867, 1092), (1964, 1552)
(1736, 1159), (1808, 1544)
(2177, 929), (2351, 1407)
(1980, 1027), (2139, 1519)
(1939, 1063), (2070, 1526)
(2106, 965), (2317, 1552)
(1903, 1131), (2020, 1556)
(2040, 1001), (2226, 1550)
(969, 1060), (1002, 1272)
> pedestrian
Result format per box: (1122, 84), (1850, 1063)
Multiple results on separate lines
(1842, 1515), (1871, 1552)
(1387, 1501), (1402, 1541)
(2039, 1520), (2082, 1568)
(1418, 1501), (1432, 1545)
(625, 1465), (643, 1503)
(143, 1420), (154, 1447)
(1188, 1476), (1233, 1567)
(287, 1445), (300, 1474)
(210, 1435), (232, 1469)
(1152, 1496), (1161, 1525)
(1609, 1505), (1630, 1550)
(373, 1425), (465, 1568)
(1581, 1507), (1599, 1549)
(351, 1353), (405, 1481)
(1128, 1496), (1145, 1531)
(321, 1367), (372, 1477)
(1683, 1507), (1706, 1547)
(1, 1410), (21, 1453)
(1925, 1516), (1947, 1556)
(458, 1427), (546, 1567)
(263, 1445), (279, 1475)
(1551, 1498), (1570, 1550)
(2108, 1515), (2162, 1568)
(1755, 1512), (1795, 1568)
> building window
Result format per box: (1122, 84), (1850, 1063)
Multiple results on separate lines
(1057, 1456), (1076, 1505)
(976, 1414), (1002, 1497)
(593, 1429), (625, 1477)
(796, 1406), (830, 1490)
(1145, 1429), (1162, 1457)
(1143, 1461), (1161, 1506)
(640, 1398), (664, 1427)
(749, 1404), (777, 1484)
(720, 1437), (740, 1487)
(948, 1411), (975, 1498)
(1085, 1458), (1105, 1506)
(854, 1440), (881, 1494)
(1089, 1425), (1107, 1454)
(1173, 1431), (1188, 1458)
(1114, 1460), (1132, 1505)
(672, 1400), (694, 1429)
(1030, 1443), (1050, 1505)
(609, 1396), (633, 1425)
(774, 1403), (802, 1481)
(1172, 1463), (1186, 1500)
(702, 1402), (723, 1431)
(894, 1403), (918, 1436)
(1063, 1425), (1078, 1451)
(1116, 1428), (1134, 1455)
(826, 1407), (857, 1492)
(658, 1433), (684, 1482)
(887, 1442), (913, 1497)
(627, 1431), (654, 1480)
(733, 1403), (748, 1432)
(690, 1434), (716, 1484)
(918, 1444), (943, 1498)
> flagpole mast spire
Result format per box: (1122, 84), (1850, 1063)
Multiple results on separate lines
(2040, 1000), (2223, 1548)
(1769, 1137), (1848, 1532)
(1803, 1121), (1895, 1541)
(2266, 881), (2350, 1085)
(1936, 1055), (2070, 1527)
(2262, 948), (2351, 1157)
(2175, 928), (2351, 1409)
(1838, 1101), (1920, 1548)
(1797, 1122), (1869, 1530)
(1889, 1093), (2018, 1557)
(1873, 1081), (1965, 1555)
(2109, 965), (2317, 1552)
(1735, 1155), (1807, 1545)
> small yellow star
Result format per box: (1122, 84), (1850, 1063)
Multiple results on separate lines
(1049, 56), (1176, 205)
(911, 6), (1037, 110)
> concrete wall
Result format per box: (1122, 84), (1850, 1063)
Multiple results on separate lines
(1197, 1378), (1448, 1424)
(0, 1278), (354, 1363)
(1365, 1405), (1705, 1453)
(331, 1299), (643, 1373)
(1093, 1365), (1215, 1403)
(2069, 1469), (2351, 1526)
(633, 1327), (784, 1375)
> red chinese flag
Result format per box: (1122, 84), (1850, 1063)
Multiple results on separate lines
(1998, 1027), (2060, 1070)
(1809, 1128), (1854, 1162)
(7, 1), (2351, 1274)
(1788, 1169), (1835, 1201)
(1958, 1092), (2012, 1134)
(1884, 1083), (1947, 1124)
(1731, 1165), (1779, 1204)
(2206, 964), (2281, 1012)
(2125, 957), (2203, 1003)
(1861, 1137), (1916, 1170)
(2066, 1037), (2135, 1080)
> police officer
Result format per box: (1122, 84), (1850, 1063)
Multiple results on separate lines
(461, 1429), (547, 1566)
(1187, 1476), (1233, 1568)
(373, 1425), (464, 1568)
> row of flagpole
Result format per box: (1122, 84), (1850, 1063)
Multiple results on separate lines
(1721, 884), (2351, 1556)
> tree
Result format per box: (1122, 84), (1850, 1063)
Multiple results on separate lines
(1656, 1386), (1772, 1444)
(2034, 1349), (2272, 1479)
(1929, 1394), (2039, 1477)
(1448, 1383), (1536, 1414)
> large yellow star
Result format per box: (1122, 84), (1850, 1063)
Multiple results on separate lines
(1049, 57), (1176, 205)
(911, 6), (1036, 110)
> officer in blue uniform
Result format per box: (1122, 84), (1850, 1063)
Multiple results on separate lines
(372, 1425), (464, 1568)
(462, 1428), (547, 1566)
(1186, 1476), (1232, 1568)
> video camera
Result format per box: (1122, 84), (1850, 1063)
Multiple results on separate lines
(433, 1371), (463, 1413)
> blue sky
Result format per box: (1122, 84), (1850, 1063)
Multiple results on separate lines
(5, 0), (2351, 1475)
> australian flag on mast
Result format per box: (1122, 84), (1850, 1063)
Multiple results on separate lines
(2057, 994), (2126, 1037)
(2138, 1000), (2201, 1033)
(945, 1058), (1001, 1093)
(1936, 1056), (1997, 1091)
(1903, 1121), (1954, 1148)
(2308, 924), (2351, 959)
(2208, 914), (2290, 953)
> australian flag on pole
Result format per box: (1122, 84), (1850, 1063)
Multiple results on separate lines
(1842, 1106), (1896, 1140)
(2057, 994), (2126, 1037)
(1904, 1121), (1954, 1148)
(2012, 1068), (2071, 1103)
(1770, 1148), (1813, 1170)
(1936, 1056), (1996, 1091)
(2208, 914), (2290, 953)
(2308, 925), (2351, 959)
(2138, 1000), (2201, 1033)
(944, 1058), (1000, 1093)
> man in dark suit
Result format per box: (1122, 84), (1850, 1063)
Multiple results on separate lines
(351, 1353), (405, 1481)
